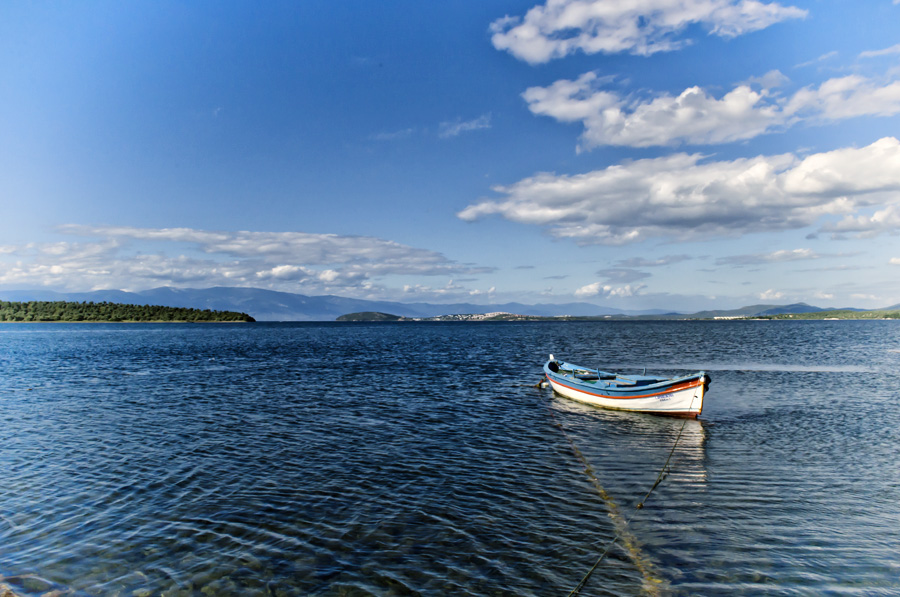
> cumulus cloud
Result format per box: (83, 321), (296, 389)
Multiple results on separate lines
(575, 281), (645, 298)
(822, 205), (900, 238)
(439, 114), (492, 138)
(523, 71), (900, 149)
(490, 0), (806, 64)
(759, 289), (784, 300)
(0, 226), (491, 297)
(458, 137), (900, 244)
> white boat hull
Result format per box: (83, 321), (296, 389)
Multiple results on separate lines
(546, 376), (705, 417)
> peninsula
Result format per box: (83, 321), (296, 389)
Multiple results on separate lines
(0, 301), (255, 323)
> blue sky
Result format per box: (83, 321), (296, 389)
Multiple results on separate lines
(2, 0), (900, 311)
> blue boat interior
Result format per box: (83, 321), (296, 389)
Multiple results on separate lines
(548, 360), (674, 388)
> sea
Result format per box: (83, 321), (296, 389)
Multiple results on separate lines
(1, 321), (898, 596)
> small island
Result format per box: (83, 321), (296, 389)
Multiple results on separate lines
(336, 311), (403, 322)
(0, 300), (255, 322)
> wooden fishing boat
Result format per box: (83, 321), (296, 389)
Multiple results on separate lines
(543, 355), (710, 418)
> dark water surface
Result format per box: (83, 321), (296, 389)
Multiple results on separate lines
(1, 321), (898, 595)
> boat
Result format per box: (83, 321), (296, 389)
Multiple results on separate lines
(543, 355), (710, 418)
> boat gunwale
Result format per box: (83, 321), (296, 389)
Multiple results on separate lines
(543, 360), (707, 397)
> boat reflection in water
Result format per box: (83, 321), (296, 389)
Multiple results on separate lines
(548, 392), (709, 487)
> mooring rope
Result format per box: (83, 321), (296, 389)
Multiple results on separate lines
(536, 379), (699, 596)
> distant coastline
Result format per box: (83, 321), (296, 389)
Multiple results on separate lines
(337, 309), (900, 322)
(3, 287), (899, 322)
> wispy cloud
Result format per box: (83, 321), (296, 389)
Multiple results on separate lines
(716, 248), (820, 266)
(795, 51), (839, 69)
(595, 268), (652, 284)
(616, 255), (693, 267)
(523, 70), (900, 149)
(0, 227), (493, 297)
(439, 114), (492, 138)
(459, 137), (900, 245)
(491, 0), (806, 64)
(859, 43), (900, 59)
(370, 127), (417, 141)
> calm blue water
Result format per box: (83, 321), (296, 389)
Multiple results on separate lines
(1, 321), (899, 596)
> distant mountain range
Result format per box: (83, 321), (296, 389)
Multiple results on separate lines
(0, 286), (873, 321)
(681, 303), (864, 319)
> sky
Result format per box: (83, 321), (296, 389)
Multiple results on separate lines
(2, 0), (900, 311)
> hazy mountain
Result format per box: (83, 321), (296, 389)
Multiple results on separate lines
(683, 303), (868, 319)
(683, 303), (818, 319)
(0, 286), (667, 321)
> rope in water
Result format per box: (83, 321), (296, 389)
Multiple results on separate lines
(536, 379), (698, 596)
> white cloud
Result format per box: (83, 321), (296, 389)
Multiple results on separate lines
(890, 258), (900, 265)
(490, 0), (806, 64)
(759, 289), (784, 300)
(438, 114), (492, 138)
(785, 75), (900, 120)
(523, 71), (900, 149)
(0, 227), (491, 296)
(575, 281), (645, 298)
(458, 137), (900, 244)
(824, 205), (900, 238)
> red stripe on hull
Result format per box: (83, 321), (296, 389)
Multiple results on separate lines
(547, 375), (705, 401)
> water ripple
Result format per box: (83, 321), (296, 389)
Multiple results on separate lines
(1, 321), (899, 595)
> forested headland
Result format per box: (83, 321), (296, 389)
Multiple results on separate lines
(0, 301), (255, 322)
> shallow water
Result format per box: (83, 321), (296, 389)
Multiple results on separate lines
(1, 321), (899, 595)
